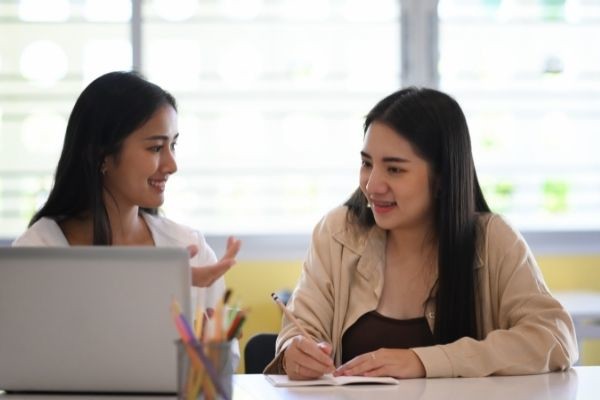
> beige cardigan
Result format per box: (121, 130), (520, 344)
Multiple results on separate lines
(265, 206), (578, 377)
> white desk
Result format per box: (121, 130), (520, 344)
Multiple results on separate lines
(234, 367), (599, 400)
(1, 367), (599, 400)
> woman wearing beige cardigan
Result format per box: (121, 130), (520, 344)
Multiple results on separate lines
(265, 87), (578, 379)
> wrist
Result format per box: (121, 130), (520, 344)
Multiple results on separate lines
(409, 349), (426, 378)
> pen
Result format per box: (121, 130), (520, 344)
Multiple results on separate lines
(270, 292), (313, 341)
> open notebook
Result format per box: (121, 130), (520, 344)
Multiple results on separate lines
(265, 374), (399, 387)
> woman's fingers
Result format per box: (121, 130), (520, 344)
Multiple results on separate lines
(191, 259), (235, 287)
(317, 341), (333, 356)
(287, 349), (327, 380)
(291, 362), (324, 380)
(188, 237), (241, 264)
(296, 336), (334, 368)
(284, 336), (335, 380)
(222, 236), (241, 260)
(334, 350), (378, 376)
(188, 237), (241, 287)
(334, 349), (426, 379)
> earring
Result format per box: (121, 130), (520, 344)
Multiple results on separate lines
(100, 162), (107, 175)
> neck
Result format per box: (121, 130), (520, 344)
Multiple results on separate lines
(387, 222), (437, 262)
(103, 196), (149, 245)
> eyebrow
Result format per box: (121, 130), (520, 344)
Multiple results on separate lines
(144, 133), (179, 141)
(360, 151), (409, 163)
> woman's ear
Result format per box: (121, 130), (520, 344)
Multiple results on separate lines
(101, 154), (116, 175)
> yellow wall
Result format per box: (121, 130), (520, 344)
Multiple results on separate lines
(227, 260), (302, 372)
(227, 256), (600, 372)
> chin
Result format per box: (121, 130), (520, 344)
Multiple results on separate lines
(140, 198), (164, 209)
(373, 219), (394, 230)
(373, 216), (402, 231)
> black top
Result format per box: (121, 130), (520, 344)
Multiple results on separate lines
(341, 311), (435, 363)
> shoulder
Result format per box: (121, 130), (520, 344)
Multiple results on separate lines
(476, 212), (532, 268)
(143, 213), (200, 246)
(12, 217), (67, 246)
(477, 213), (524, 247)
(312, 205), (376, 254)
(143, 213), (198, 242)
(142, 212), (217, 263)
(144, 213), (189, 233)
(314, 205), (351, 234)
(313, 205), (364, 242)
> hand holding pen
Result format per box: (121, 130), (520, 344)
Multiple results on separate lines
(271, 293), (334, 380)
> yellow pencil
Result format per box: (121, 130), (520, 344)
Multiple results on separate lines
(270, 292), (313, 341)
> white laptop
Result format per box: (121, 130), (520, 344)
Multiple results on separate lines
(0, 246), (191, 394)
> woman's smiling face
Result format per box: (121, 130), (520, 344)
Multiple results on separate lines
(359, 121), (435, 233)
(102, 104), (179, 210)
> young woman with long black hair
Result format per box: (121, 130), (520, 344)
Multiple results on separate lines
(13, 70), (240, 318)
(265, 87), (577, 379)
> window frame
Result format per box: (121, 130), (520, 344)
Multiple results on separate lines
(2, 0), (598, 258)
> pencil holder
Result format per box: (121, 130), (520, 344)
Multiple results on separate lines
(176, 339), (233, 400)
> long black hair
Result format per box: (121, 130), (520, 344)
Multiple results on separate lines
(29, 71), (177, 245)
(345, 87), (490, 343)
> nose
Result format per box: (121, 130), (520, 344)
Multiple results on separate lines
(365, 166), (388, 195)
(161, 147), (178, 175)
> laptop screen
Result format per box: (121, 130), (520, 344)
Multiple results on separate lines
(0, 246), (191, 393)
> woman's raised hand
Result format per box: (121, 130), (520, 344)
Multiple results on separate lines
(188, 236), (241, 287)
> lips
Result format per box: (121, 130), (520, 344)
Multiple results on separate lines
(370, 200), (397, 214)
(148, 179), (166, 192)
